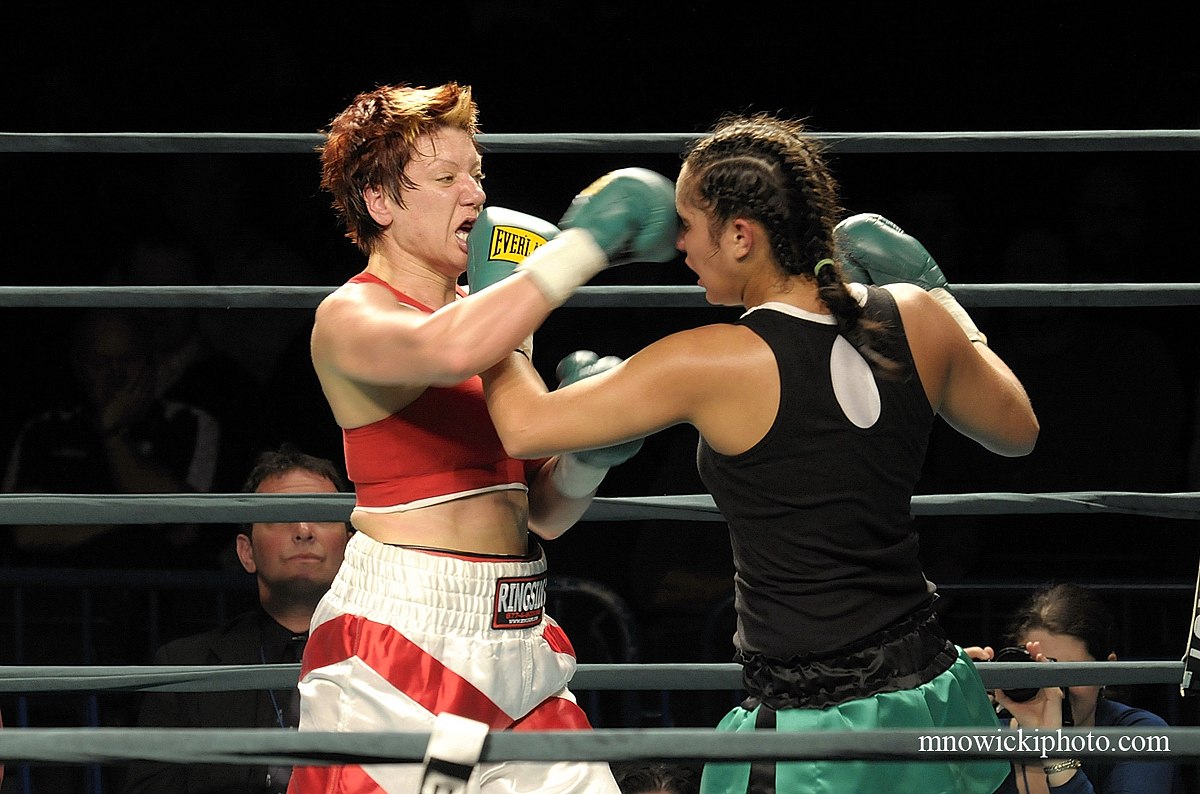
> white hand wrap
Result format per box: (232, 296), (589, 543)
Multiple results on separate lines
(929, 287), (987, 346)
(549, 452), (609, 499)
(420, 712), (488, 794)
(516, 228), (608, 307)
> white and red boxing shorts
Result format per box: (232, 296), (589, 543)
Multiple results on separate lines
(288, 532), (620, 793)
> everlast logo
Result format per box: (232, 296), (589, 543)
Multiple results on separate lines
(488, 226), (549, 265)
(492, 573), (547, 629)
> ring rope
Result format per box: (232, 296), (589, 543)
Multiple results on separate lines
(3, 130), (1199, 155)
(0, 661), (1179, 694)
(2, 491), (1199, 524)
(0, 726), (1194, 765)
(0, 568), (1183, 595)
(2, 283), (1200, 308)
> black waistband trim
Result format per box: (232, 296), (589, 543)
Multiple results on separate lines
(385, 541), (542, 562)
(737, 603), (957, 710)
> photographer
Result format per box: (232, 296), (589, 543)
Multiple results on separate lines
(967, 584), (1183, 793)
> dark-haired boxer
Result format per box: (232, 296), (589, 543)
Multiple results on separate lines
(482, 113), (1039, 794)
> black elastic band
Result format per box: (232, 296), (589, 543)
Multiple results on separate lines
(748, 703), (777, 793)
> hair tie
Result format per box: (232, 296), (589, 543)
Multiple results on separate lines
(813, 258), (834, 278)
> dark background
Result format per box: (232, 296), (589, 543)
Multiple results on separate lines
(2, 0), (1200, 774)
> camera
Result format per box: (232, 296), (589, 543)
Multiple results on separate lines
(992, 646), (1039, 702)
(989, 646), (1074, 726)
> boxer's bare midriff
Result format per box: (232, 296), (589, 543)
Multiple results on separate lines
(350, 488), (530, 556)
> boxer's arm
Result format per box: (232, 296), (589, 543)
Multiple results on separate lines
(482, 328), (716, 460)
(512, 350), (652, 539)
(315, 170), (679, 387)
(942, 338), (1039, 456)
(546, 351), (645, 499)
(314, 207), (561, 386)
(524, 452), (596, 540)
(837, 214), (1037, 456)
(312, 274), (554, 387)
(489, 350), (603, 538)
(497, 349), (648, 541)
(894, 285), (1037, 457)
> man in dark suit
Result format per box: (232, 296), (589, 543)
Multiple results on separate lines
(121, 445), (352, 793)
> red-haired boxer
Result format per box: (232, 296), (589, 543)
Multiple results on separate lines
(294, 81), (676, 794)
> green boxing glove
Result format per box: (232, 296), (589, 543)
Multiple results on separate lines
(559, 167), (679, 264)
(467, 207), (559, 358)
(467, 206), (560, 293)
(834, 212), (986, 345)
(516, 168), (679, 307)
(550, 350), (645, 498)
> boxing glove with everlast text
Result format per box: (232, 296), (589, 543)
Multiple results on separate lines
(467, 206), (560, 293)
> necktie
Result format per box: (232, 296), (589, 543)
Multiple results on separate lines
(281, 633), (306, 728)
(265, 634), (307, 793)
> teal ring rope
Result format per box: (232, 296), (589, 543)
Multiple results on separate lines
(0, 725), (1195, 765)
(0, 491), (1198, 524)
(3, 130), (1200, 154)
(0, 660), (1180, 694)
(1, 283), (1198, 308)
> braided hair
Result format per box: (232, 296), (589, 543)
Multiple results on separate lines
(681, 113), (905, 377)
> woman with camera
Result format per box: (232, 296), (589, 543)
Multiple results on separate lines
(969, 584), (1184, 793)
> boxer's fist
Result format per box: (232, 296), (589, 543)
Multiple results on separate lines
(511, 170), (676, 308)
(559, 168), (678, 265)
(835, 213), (986, 344)
(548, 350), (644, 497)
(467, 207), (559, 293)
(555, 351), (644, 469)
(556, 350), (608, 385)
(834, 213), (949, 290)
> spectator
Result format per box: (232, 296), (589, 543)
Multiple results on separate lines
(2, 307), (221, 568)
(614, 761), (699, 794)
(105, 231), (267, 491)
(976, 583), (1185, 793)
(120, 444), (352, 794)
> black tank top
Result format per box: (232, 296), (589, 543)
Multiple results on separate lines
(697, 287), (935, 659)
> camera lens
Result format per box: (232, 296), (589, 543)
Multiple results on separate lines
(993, 646), (1039, 702)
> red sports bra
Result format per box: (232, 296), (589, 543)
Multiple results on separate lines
(341, 272), (537, 511)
